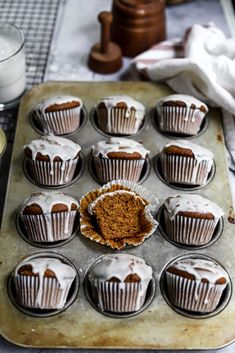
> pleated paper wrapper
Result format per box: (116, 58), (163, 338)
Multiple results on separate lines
(20, 210), (77, 243)
(25, 157), (78, 186)
(35, 105), (82, 135)
(164, 210), (219, 245)
(80, 180), (158, 250)
(93, 157), (145, 184)
(166, 272), (228, 313)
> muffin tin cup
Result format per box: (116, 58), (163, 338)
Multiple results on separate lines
(156, 106), (206, 137)
(7, 251), (80, 318)
(160, 253), (232, 319)
(16, 210), (79, 248)
(154, 154), (215, 191)
(157, 204), (224, 250)
(23, 152), (85, 189)
(90, 108), (147, 138)
(31, 106), (88, 136)
(83, 254), (156, 318)
(89, 156), (150, 185)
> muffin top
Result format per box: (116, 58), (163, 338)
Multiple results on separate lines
(161, 139), (214, 162)
(24, 135), (81, 162)
(164, 194), (224, 220)
(166, 258), (229, 285)
(35, 95), (83, 113)
(88, 253), (152, 283)
(20, 191), (79, 215)
(15, 257), (76, 285)
(96, 95), (145, 120)
(157, 94), (208, 113)
(91, 137), (149, 159)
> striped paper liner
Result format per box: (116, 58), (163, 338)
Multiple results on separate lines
(93, 157), (145, 184)
(20, 210), (77, 243)
(160, 154), (211, 185)
(15, 275), (73, 309)
(164, 210), (219, 245)
(91, 280), (148, 313)
(35, 105), (82, 135)
(25, 157), (78, 186)
(166, 272), (227, 313)
(157, 106), (205, 135)
(97, 107), (143, 135)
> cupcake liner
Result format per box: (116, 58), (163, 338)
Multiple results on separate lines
(158, 106), (205, 135)
(91, 280), (148, 312)
(80, 180), (158, 249)
(93, 157), (145, 183)
(20, 210), (77, 243)
(97, 107), (143, 135)
(160, 154), (211, 185)
(15, 274), (74, 309)
(25, 157), (78, 186)
(164, 210), (219, 245)
(166, 272), (227, 313)
(35, 106), (82, 135)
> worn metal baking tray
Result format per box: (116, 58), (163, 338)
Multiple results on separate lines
(0, 81), (235, 349)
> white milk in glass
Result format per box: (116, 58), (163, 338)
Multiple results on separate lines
(0, 25), (26, 103)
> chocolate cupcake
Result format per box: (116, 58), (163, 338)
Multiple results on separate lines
(24, 135), (81, 186)
(95, 95), (145, 135)
(80, 181), (158, 249)
(156, 94), (208, 136)
(34, 95), (83, 135)
(159, 140), (214, 186)
(91, 137), (149, 183)
(14, 257), (76, 309)
(165, 258), (229, 313)
(88, 253), (153, 313)
(19, 191), (79, 243)
(163, 194), (224, 245)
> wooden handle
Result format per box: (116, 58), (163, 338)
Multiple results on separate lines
(98, 11), (113, 54)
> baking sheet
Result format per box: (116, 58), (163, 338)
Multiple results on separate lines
(0, 81), (234, 349)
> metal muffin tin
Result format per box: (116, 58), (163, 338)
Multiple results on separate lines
(0, 81), (235, 350)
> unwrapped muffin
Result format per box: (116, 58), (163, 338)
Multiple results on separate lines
(80, 181), (158, 249)
(24, 135), (81, 186)
(14, 257), (76, 309)
(19, 191), (79, 243)
(163, 194), (224, 245)
(91, 137), (149, 183)
(88, 253), (153, 313)
(165, 258), (229, 313)
(34, 95), (83, 135)
(95, 95), (145, 135)
(159, 139), (214, 186)
(156, 94), (208, 136)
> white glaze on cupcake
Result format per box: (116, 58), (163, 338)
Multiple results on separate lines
(157, 94), (208, 114)
(35, 96), (83, 113)
(164, 194), (224, 221)
(91, 138), (149, 158)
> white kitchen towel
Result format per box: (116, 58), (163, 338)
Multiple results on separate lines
(134, 23), (235, 170)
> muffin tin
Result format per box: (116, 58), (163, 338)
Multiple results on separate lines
(0, 81), (235, 350)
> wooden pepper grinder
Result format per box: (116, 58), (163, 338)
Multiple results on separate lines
(88, 11), (122, 74)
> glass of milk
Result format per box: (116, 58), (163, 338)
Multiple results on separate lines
(0, 23), (26, 107)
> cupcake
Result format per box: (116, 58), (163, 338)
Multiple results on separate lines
(95, 95), (145, 135)
(163, 194), (224, 245)
(19, 191), (79, 243)
(34, 95), (83, 135)
(88, 253), (153, 313)
(159, 140), (214, 186)
(91, 137), (149, 183)
(165, 258), (229, 313)
(24, 135), (81, 186)
(80, 181), (158, 249)
(156, 94), (208, 136)
(14, 257), (76, 309)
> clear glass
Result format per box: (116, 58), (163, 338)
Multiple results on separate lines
(0, 22), (26, 105)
